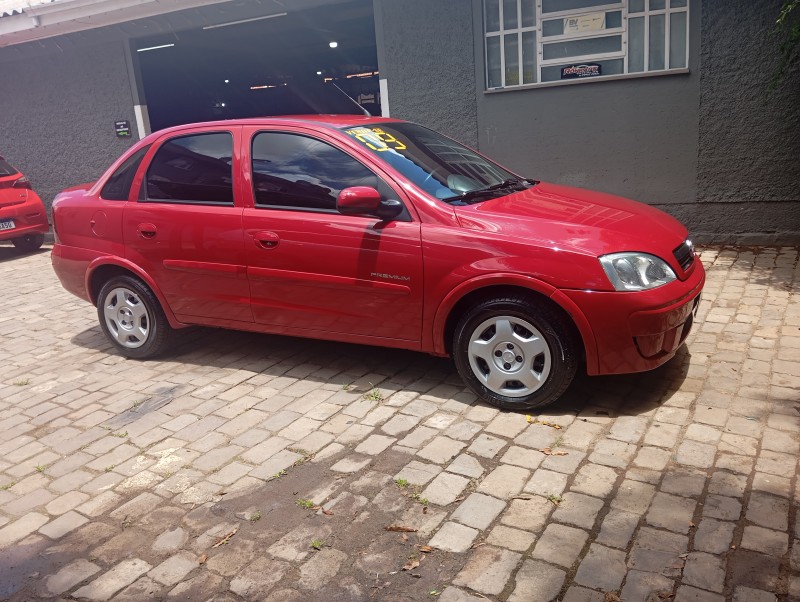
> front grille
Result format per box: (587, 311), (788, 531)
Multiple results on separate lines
(673, 239), (694, 271)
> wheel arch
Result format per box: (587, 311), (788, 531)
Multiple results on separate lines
(433, 275), (598, 374)
(86, 258), (184, 329)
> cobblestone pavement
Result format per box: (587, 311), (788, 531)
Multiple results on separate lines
(0, 244), (798, 602)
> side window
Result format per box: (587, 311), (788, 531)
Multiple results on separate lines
(101, 145), (150, 201)
(251, 132), (384, 211)
(144, 132), (233, 205)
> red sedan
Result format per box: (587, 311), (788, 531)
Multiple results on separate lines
(0, 156), (49, 252)
(50, 116), (704, 410)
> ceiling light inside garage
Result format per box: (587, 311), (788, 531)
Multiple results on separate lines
(137, 43), (175, 52)
(202, 12), (287, 30)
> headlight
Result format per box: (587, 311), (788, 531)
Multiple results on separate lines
(599, 252), (677, 291)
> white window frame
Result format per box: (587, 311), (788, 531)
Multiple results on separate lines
(484, 0), (690, 90)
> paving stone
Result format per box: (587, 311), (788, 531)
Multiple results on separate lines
(499, 445), (543, 470)
(755, 450), (796, 476)
(446, 420), (483, 441)
(476, 464), (530, 499)
(297, 548), (348, 590)
(446, 454), (484, 478)
(573, 544), (626, 591)
(717, 453), (754, 474)
(230, 556), (289, 598)
(507, 559), (566, 602)
(752, 472), (792, 497)
(523, 468), (568, 497)
(746, 492), (790, 531)
(452, 545), (520, 595)
(41, 559), (101, 597)
(268, 523), (332, 562)
(675, 585), (725, 602)
(552, 493), (604, 529)
(428, 521), (479, 553)
(741, 526), (789, 556)
(167, 572), (224, 600)
(109, 492), (161, 521)
(466, 433), (506, 458)
(530, 523), (588, 568)
(394, 460), (442, 486)
(634, 446), (672, 470)
(683, 551), (725, 593)
(500, 496), (552, 531)
(644, 422), (682, 448)
(596, 509), (639, 549)
(417, 436), (467, 463)
(148, 552), (199, 587)
(152, 527), (188, 554)
(0, 512), (49, 547)
(486, 524), (536, 552)
(329, 455), (371, 474)
(661, 470), (707, 497)
(571, 463), (618, 498)
(589, 438), (637, 468)
(45, 491), (91, 516)
(485, 413), (528, 438)
(708, 471), (747, 498)
(438, 587), (486, 602)
(354, 434), (395, 455)
(609, 415), (648, 443)
(620, 570), (674, 602)
(111, 576), (162, 602)
(676, 440), (717, 468)
(633, 527), (689, 554)
(39, 510), (89, 539)
(380, 413), (421, 435)
(562, 420), (603, 448)
(450, 493), (506, 530)
(562, 586), (605, 602)
(611, 479), (656, 514)
(72, 558), (152, 601)
(646, 492), (697, 533)
(694, 518), (736, 554)
(733, 586), (777, 602)
(514, 423), (559, 449)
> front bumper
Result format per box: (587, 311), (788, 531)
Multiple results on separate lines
(563, 259), (705, 375)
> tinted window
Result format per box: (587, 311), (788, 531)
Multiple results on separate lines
(0, 159), (18, 177)
(251, 132), (381, 211)
(101, 145), (150, 201)
(145, 133), (233, 204)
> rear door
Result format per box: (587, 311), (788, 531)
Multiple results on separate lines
(124, 127), (251, 324)
(241, 126), (424, 344)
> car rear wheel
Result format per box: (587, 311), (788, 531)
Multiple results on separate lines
(97, 275), (172, 359)
(12, 233), (44, 252)
(453, 295), (578, 410)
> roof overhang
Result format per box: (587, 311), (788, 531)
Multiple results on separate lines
(0, 0), (238, 47)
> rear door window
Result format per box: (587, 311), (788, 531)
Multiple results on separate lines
(101, 145), (150, 201)
(144, 132), (233, 205)
(0, 159), (18, 177)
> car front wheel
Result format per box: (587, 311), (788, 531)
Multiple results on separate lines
(12, 233), (44, 252)
(453, 295), (578, 410)
(97, 275), (172, 359)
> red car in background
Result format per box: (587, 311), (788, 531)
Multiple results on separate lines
(50, 116), (704, 410)
(0, 156), (49, 252)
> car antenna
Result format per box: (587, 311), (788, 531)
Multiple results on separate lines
(331, 81), (371, 117)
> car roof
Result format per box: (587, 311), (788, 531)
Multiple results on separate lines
(147, 115), (406, 140)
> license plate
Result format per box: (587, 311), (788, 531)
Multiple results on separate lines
(0, 219), (15, 231)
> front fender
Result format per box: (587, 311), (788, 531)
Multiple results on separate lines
(86, 256), (185, 329)
(429, 273), (598, 374)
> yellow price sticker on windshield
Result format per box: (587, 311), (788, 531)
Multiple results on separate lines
(346, 127), (407, 152)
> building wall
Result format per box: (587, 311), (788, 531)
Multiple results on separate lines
(471, 0), (701, 215)
(0, 40), (137, 210)
(693, 0), (800, 243)
(374, 0), (478, 148)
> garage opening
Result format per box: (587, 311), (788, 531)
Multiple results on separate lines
(135, 0), (379, 132)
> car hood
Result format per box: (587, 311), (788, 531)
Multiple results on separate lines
(454, 181), (688, 259)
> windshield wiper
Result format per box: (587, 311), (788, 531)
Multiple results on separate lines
(441, 178), (539, 204)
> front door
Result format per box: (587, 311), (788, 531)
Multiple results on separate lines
(241, 128), (423, 344)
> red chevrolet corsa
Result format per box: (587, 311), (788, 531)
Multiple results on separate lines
(51, 116), (704, 410)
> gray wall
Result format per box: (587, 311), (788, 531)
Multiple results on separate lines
(691, 0), (800, 243)
(374, 0), (478, 148)
(0, 40), (137, 211)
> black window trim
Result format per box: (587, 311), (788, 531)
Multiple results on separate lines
(142, 130), (235, 207)
(249, 129), (412, 221)
(100, 144), (152, 202)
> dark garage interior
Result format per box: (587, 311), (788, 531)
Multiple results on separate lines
(136, 0), (379, 131)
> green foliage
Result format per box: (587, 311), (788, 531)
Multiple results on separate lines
(770, 0), (800, 91)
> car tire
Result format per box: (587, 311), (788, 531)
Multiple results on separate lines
(12, 233), (44, 252)
(97, 275), (172, 359)
(453, 295), (578, 410)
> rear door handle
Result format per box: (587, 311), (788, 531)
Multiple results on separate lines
(254, 230), (280, 249)
(138, 223), (157, 239)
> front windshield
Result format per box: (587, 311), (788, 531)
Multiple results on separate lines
(341, 122), (520, 201)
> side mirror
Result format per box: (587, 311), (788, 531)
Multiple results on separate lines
(337, 187), (404, 221)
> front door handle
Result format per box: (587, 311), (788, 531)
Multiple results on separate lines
(138, 223), (157, 239)
(254, 230), (280, 249)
